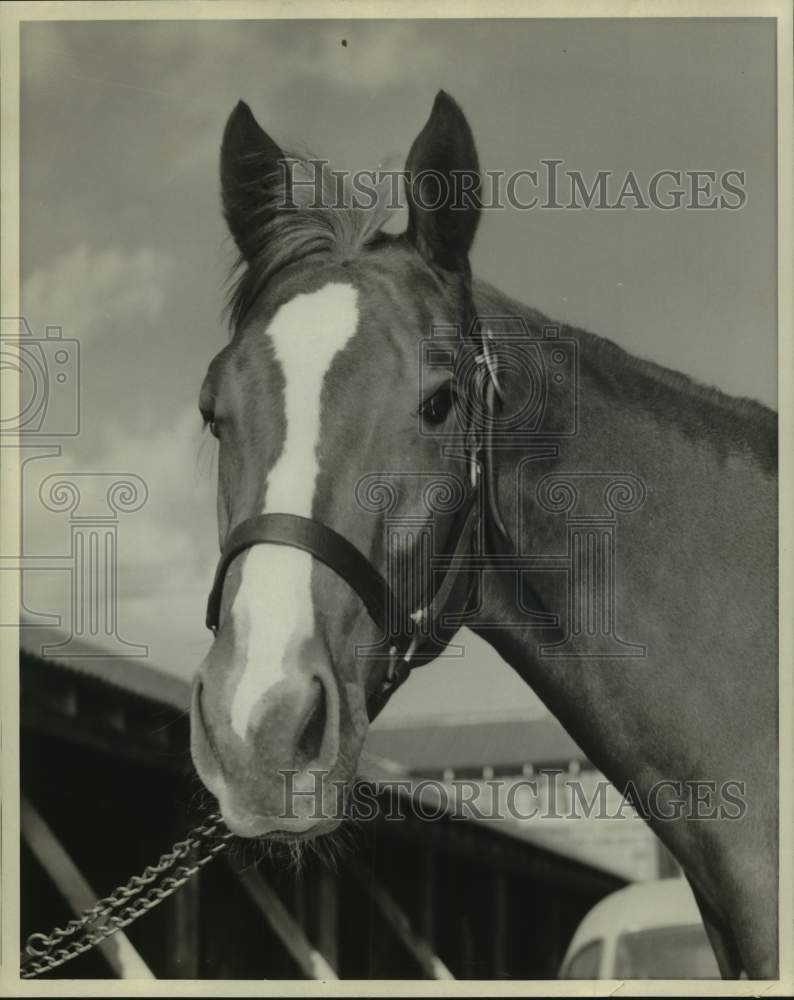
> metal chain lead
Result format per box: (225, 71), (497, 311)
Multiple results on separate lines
(21, 812), (233, 979)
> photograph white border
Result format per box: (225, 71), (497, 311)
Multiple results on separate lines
(1, 2), (790, 996)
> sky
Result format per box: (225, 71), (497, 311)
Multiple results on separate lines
(18, 17), (776, 725)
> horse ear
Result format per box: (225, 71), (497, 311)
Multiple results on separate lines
(221, 101), (286, 261)
(405, 91), (481, 272)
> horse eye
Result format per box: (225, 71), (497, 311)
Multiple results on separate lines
(419, 384), (456, 426)
(201, 409), (219, 438)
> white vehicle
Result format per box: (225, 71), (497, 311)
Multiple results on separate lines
(559, 877), (721, 979)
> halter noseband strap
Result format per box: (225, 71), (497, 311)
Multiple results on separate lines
(205, 489), (481, 720)
(206, 514), (393, 640)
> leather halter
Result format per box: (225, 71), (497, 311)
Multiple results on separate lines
(205, 335), (507, 721)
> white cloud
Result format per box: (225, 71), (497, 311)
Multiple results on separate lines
(22, 243), (171, 341)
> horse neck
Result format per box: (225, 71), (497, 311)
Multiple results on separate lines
(468, 277), (777, 773)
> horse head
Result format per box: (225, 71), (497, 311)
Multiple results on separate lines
(191, 91), (487, 839)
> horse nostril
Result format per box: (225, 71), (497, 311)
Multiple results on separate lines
(295, 677), (327, 770)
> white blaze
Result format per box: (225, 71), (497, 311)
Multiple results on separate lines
(230, 283), (359, 738)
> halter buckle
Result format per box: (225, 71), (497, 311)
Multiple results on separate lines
(385, 636), (419, 695)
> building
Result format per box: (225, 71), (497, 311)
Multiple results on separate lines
(366, 715), (678, 882)
(19, 627), (626, 980)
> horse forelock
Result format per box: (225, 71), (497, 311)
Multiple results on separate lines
(226, 153), (397, 331)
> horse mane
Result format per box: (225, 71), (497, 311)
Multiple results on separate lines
(226, 153), (396, 328)
(474, 278), (777, 473)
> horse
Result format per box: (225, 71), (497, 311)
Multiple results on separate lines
(190, 91), (778, 979)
